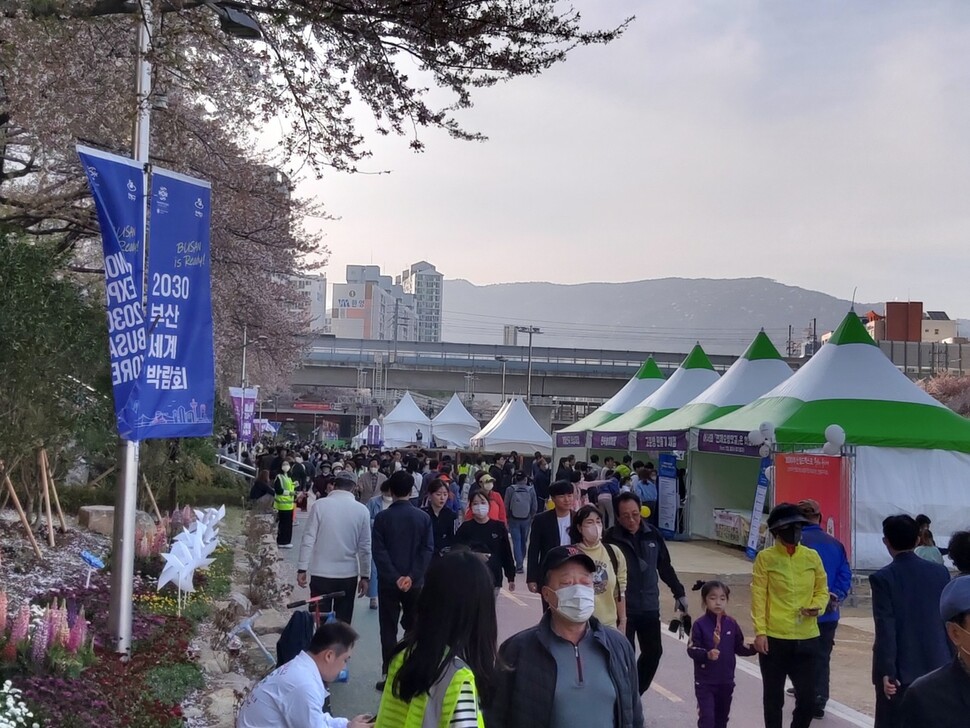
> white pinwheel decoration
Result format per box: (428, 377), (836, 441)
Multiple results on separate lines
(157, 504), (226, 615)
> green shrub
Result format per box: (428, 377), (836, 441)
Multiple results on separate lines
(144, 663), (205, 705)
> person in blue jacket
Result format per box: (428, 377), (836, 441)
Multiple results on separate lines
(796, 499), (852, 719)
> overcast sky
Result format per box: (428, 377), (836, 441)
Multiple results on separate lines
(297, 1), (970, 316)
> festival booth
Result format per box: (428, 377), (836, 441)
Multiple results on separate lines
(470, 397), (553, 456)
(382, 391), (432, 448)
(590, 345), (720, 457)
(432, 394), (481, 449)
(553, 358), (665, 463)
(692, 313), (970, 569)
(350, 418), (383, 449)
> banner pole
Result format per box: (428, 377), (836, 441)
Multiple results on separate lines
(108, 0), (153, 657)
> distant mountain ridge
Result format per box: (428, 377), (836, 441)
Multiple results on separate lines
(441, 277), (889, 356)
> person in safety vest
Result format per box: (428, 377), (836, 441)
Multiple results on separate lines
(376, 549), (496, 728)
(274, 458), (297, 548)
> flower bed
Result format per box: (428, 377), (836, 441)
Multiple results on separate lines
(0, 510), (235, 727)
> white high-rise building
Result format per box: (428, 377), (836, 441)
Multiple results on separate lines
(291, 273), (328, 332)
(397, 261), (443, 342)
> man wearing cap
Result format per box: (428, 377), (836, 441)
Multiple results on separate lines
(869, 514), (951, 728)
(488, 545), (644, 728)
(796, 498), (852, 719)
(527, 480), (576, 602)
(751, 503), (829, 728)
(296, 469), (371, 625)
(900, 575), (970, 726)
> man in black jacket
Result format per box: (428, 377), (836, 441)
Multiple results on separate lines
(606, 492), (688, 694)
(526, 480), (575, 601)
(371, 470), (434, 690)
(900, 575), (970, 728)
(488, 545), (644, 728)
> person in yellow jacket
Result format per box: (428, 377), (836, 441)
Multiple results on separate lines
(274, 460), (297, 548)
(377, 550), (496, 728)
(751, 502), (830, 728)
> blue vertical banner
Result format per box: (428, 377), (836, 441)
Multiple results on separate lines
(657, 453), (679, 538)
(77, 146), (146, 439)
(133, 167), (215, 440)
(746, 456), (773, 560)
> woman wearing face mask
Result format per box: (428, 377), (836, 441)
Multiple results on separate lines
(751, 503), (828, 728)
(424, 479), (458, 559)
(463, 474), (507, 526)
(273, 460), (297, 547)
(366, 479), (395, 610)
(455, 492), (515, 597)
(570, 505), (627, 631)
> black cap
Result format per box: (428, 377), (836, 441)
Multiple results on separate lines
(540, 545), (596, 586)
(767, 503), (811, 531)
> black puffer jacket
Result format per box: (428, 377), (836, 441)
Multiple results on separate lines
(486, 613), (644, 728)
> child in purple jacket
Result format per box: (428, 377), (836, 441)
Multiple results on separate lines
(687, 580), (757, 728)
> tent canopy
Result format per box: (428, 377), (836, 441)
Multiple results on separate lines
(635, 332), (792, 447)
(471, 397), (553, 455)
(592, 345), (720, 446)
(383, 391), (432, 448)
(432, 394), (481, 448)
(700, 313), (970, 452)
(557, 358), (665, 436)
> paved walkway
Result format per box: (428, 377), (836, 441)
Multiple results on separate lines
(282, 510), (874, 726)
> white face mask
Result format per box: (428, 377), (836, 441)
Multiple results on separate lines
(482, 481), (493, 492)
(553, 584), (595, 623)
(581, 524), (602, 543)
(472, 504), (490, 519)
(381, 494), (392, 504)
(369, 467), (378, 475)
(333, 467), (343, 473)
(394, 462), (403, 471)
(281, 464), (291, 473)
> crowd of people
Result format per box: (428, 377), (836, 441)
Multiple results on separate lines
(231, 441), (970, 728)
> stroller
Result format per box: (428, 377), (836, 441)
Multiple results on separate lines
(278, 591), (350, 683)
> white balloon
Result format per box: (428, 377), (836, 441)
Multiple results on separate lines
(748, 430), (765, 446)
(822, 441), (840, 456)
(759, 443), (771, 458)
(759, 421), (775, 439)
(824, 424), (846, 448)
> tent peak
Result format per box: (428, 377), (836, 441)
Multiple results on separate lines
(742, 330), (784, 361)
(635, 357), (665, 380)
(828, 312), (877, 347)
(682, 344), (715, 371)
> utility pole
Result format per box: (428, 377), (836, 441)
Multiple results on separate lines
(787, 325), (793, 358)
(515, 326), (543, 405)
(392, 298), (399, 360)
(495, 356), (508, 401)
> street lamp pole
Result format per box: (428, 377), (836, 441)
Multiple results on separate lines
(495, 356), (508, 401)
(241, 324), (249, 390)
(516, 326), (542, 405)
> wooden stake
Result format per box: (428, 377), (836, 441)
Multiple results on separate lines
(87, 465), (117, 489)
(3, 473), (42, 559)
(43, 450), (68, 533)
(141, 474), (162, 523)
(37, 448), (55, 547)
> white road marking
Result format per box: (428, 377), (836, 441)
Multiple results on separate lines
(500, 589), (527, 606)
(651, 682), (683, 703)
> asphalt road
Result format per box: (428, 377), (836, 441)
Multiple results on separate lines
(285, 510), (875, 727)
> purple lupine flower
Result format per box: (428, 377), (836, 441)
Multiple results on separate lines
(10, 604), (29, 643)
(31, 619), (49, 664)
(67, 608), (87, 653)
(0, 590), (7, 635)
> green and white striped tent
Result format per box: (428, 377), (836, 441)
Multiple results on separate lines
(633, 331), (793, 451)
(554, 358), (665, 450)
(692, 312), (970, 568)
(590, 345), (720, 451)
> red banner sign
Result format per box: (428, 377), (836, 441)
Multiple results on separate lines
(293, 402), (333, 412)
(774, 453), (852, 561)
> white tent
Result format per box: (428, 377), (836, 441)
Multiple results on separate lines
(351, 418), (382, 449)
(383, 392), (432, 448)
(432, 394), (481, 448)
(470, 397), (553, 455)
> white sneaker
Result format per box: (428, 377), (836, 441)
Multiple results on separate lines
(280, 544), (294, 549)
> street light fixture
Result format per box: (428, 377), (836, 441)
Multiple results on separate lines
(108, 0), (263, 657)
(515, 326), (543, 405)
(494, 356), (508, 401)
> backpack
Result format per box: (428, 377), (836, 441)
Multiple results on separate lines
(508, 484), (532, 520)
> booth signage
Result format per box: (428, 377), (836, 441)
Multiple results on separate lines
(698, 429), (762, 457)
(657, 453), (679, 537)
(556, 432), (586, 448)
(774, 453), (851, 561)
(745, 457), (772, 559)
(591, 432), (629, 450)
(637, 431), (687, 452)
